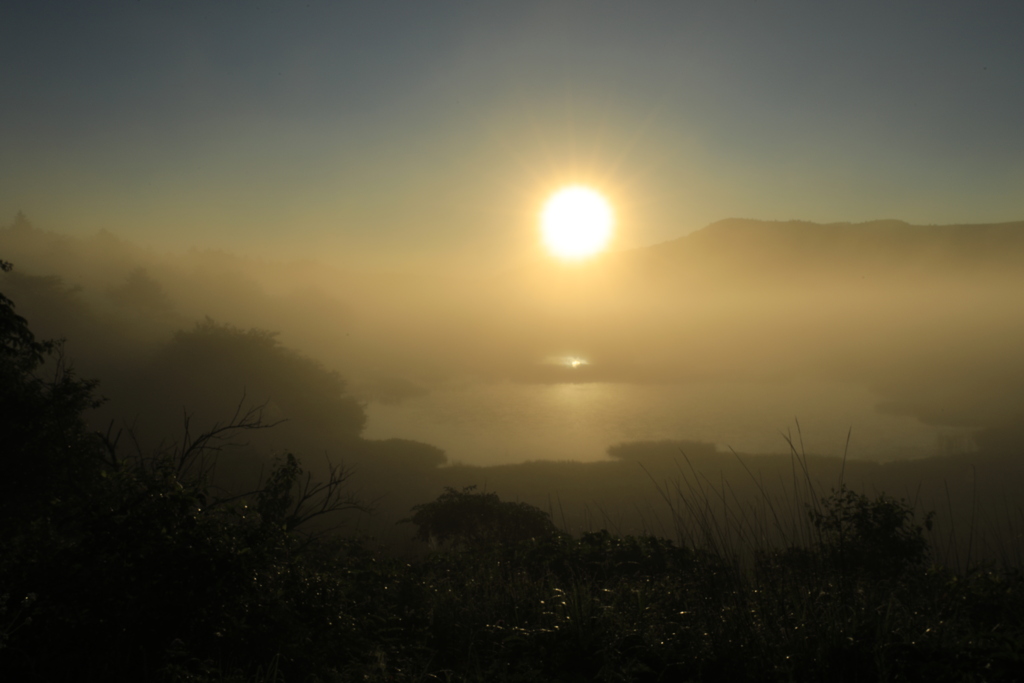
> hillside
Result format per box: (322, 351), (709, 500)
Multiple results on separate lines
(622, 218), (1024, 286)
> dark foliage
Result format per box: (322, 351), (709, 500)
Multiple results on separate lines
(404, 486), (559, 549)
(0, 260), (104, 525)
(810, 484), (934, 579)
(141, 318), (366, 441)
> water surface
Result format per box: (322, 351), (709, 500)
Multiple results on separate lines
(365, 380), (965, 466)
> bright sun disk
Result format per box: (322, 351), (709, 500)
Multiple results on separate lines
(541, 186), (614, 259)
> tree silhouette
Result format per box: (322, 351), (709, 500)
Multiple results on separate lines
(811, 485), (934, 579)
(406, 486), (558, 549)
(129, 319), (367, 455)
(0, 259), (103, 525)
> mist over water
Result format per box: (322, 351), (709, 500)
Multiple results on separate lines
(4, 215), (1023, 469)
(4, 213), (1024, 572)
(365, 379), (966, 465)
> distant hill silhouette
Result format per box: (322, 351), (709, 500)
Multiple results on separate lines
(624, 218), (1024, 285)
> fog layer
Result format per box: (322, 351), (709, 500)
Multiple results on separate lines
(5, 213), (1024, 449)
(4, 214), (1024, 550)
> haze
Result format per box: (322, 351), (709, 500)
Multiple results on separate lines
(3, 2), (1024, 547)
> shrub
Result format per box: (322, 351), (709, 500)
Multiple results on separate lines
(405, 486), (559, 549)
(811, 485), (934, 579)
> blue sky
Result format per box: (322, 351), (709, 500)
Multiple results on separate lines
(3, 1), (1022, 263)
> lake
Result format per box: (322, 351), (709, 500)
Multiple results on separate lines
(364, 379), (967, 466)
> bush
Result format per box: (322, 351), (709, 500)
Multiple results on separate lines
(811, 485), (934, 579)
(405, 486), (559, 549)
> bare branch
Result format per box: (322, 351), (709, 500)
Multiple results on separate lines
(286, 455), (369, 533)
(169, 393), (284, 482)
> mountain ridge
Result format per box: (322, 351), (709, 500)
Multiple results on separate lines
(623, 217), (1024, 284)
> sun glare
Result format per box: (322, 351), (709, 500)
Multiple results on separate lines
(541, 186), (614, 259)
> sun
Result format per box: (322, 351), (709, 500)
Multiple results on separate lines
(540, 185), (614, 259)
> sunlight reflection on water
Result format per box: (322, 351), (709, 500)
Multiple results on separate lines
(364, 381), (966, 466)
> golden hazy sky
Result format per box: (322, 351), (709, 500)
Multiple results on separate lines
(3, 1), (1023, 264)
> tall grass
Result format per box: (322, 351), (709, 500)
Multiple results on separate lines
(386, 448), (1023, 682)
(637, 421), (1020, 577)
(377, 425), (1023, 682)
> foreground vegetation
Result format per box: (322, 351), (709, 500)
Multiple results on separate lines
(2, 262), (1023, 681)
